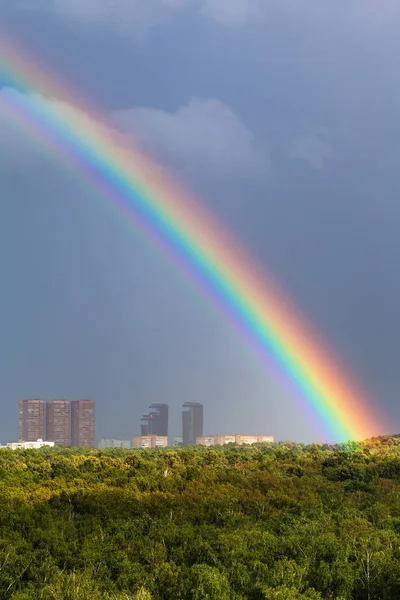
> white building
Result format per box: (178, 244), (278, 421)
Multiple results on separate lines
(98, 438), (131, 449)
(196, 434), (274, 447)
(1, 438), (55, 450)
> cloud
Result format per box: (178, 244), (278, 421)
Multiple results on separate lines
(200, 0), (262, 26)
(11, 0), (190, 38)
(13, 0), (263, 32)
(12, 0), (400, 35)
(111, 98), (269, 182)
(53, 0), (186, 38)
(288, 130), (334, 170)
(0, 87), (126, 172)
(0, 87), (267, 185)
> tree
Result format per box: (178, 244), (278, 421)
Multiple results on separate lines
(263, 586), (323, 599)
(189, 564), (232, 600)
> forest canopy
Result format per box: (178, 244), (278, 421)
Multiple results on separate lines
(1, 437), (400, 599)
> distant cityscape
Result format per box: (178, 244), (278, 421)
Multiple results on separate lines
(1, 399), (274, 449)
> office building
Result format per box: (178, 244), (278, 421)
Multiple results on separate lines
(149, 404), (168, 436)
(140, 413), (152, 436)
(98, 439), (131, 449)
(140, 404), (169, 436)
(173, 437), (183, 447)
(132, 435), (168, 449)
(182, 402), (203, 446)
(71, 400), (95, 448)
(196, 434), (274, 447)
(46, 400), (71, 447)
(18, 399), (45, 442)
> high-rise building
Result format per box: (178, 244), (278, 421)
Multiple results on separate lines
(182, 402), (203, 446)
(140, 413), (152, 436)
(71, 400), (95, 448)
(46, 400), (71, 446)
(149, 404), (168, 436)
(18, 399), (45, 442)
(140, 404), (169, 437)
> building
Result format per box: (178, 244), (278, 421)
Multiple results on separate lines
(46, 400), (71, 447)
(132, 435), (169, 449)
(98, 439), (131, 449)
(196, 435), (225, 447)
(149, 404), (169, 436)
(18, 399), (45, 442)
(140, 413), (152, 436)
(196, 434), (274, 447)
(71, 400), (95, 448)
(3, 438), (55, 450)
(236, 435), (274, 445)
(140, 404), (169, 436)
(173, 437), (183, 447)
(182, 402), (203, 446)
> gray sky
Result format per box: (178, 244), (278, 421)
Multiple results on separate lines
(1, 0), (400, 443)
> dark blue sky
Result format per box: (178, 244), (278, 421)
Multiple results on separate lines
(1, 0), (400, 443)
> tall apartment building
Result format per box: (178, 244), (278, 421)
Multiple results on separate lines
(18, 399), (45, 442)
(71, 400), (95, 448)
(140, 404), (169, 437)
(182, 402), (203, 446)
(46, 400), (71, 447)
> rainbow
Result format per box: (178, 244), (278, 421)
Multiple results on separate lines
(0, 37), (383, 442)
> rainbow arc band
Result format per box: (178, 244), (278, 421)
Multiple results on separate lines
(0, 37), (383, 442)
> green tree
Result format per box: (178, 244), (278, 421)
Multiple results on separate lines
(263, 586), (323, 599)
(189, 564), (232, 600)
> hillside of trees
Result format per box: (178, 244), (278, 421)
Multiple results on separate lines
(1, 437), (400, 599)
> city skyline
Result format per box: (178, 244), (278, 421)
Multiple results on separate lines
(14, 400), (273, 449)
(15, 397), (275, 447)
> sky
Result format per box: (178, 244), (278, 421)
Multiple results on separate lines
(1, 0), (400, 444)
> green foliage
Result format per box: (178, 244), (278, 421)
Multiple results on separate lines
(0, 438), (399, 598)
(189, 564), (232, 600)
(263, 586), (323, 599)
